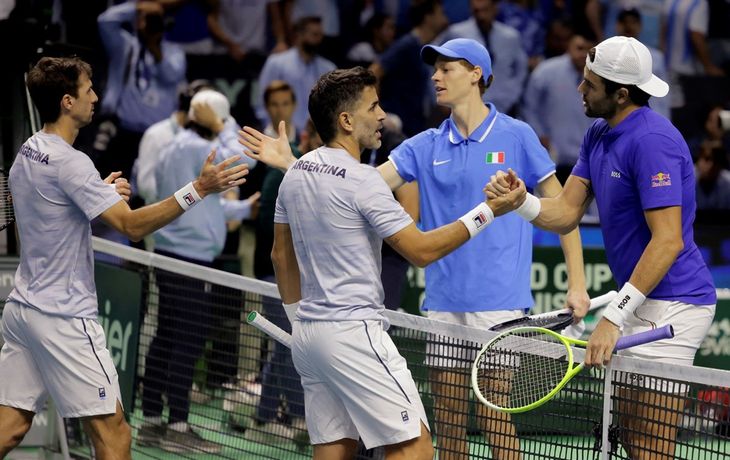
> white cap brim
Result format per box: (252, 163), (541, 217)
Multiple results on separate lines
(637, 74), (669, 98)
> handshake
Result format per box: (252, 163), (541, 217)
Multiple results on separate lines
(483, 168), (528, 217)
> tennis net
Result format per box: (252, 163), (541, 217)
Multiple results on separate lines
(4, 237), (728, 459)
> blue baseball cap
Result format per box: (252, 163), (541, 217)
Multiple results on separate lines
(421, 38), (493, 83)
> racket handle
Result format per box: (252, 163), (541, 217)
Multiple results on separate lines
(615, 324), (674, 351)
(590, 290), (617, 309)
(246, 311), (293, 349)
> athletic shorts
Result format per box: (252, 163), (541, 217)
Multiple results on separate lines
(617, 299), (715, 393)
(425, 310), (524, 368)
(292, 319), (428, 450)
(0, 301), (122, 418)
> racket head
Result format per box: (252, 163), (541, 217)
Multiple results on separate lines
(0, 168), (14, 231)
(489, 311), (574, 333)
(471, 326), (580, 413)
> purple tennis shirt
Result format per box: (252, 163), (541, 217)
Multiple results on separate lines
(572, 107), (716, 305)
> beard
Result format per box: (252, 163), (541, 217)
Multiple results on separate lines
(584, 99), (617, 119)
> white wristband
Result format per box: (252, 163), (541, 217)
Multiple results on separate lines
(515, 193), (541, 222)
(173, 182), (203, 211)
(602, 282), (646, 328)
(458, 202), (494, 238)
(283, 301), (299, 324)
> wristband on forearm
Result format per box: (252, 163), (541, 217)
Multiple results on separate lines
(173, 182), (203, 211)
(283, 301), (299, 324)
(458, 202), (494, 238)
(515, 193), (541, 222)
(602, 282), (646, 328)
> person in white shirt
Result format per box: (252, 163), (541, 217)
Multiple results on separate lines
(0, 56), (248, 459)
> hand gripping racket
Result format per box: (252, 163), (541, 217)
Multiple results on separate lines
(471, 324), (674, 413)
(0, 169), (14, 231)
(489, 291), (617, 333)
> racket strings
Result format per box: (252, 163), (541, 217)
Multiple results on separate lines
(476, 330), (571, 409)
(0, 174), (14, 226)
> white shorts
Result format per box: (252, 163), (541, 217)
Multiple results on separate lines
(617, 299), (715, 393)
(425, 310), (524, 368)
(0, 301), (122, 418)
(292, 320), (428, 450)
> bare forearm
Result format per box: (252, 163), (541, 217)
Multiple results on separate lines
(531, 197), (582, 234)
(389, 221), (469, 267)
(559, 229), (586, 290)
(272, 257), (301, 304)
(690, 32), (716, 70)
(628, 238), (682, 294)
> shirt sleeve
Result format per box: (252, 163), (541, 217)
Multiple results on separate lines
(354, 171), (413, 239)
(631, 133), (685, 210)
(274, 194), (288, 224)
(571, 124), (597, 181)
(387, 138), (420, 183)
(519, 123), (555, 188)
(58, 154), (122, 220)
(688, 0), (709, 34)
(220, 197), (252, 221)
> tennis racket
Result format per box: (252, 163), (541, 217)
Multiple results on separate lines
(471, 324), (674, 413)
(489, 291), (617, 333)
(0, 168), (14, 231)
(247, 311), (292, 348)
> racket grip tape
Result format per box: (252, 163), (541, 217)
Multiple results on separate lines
(614, 324), (674, 351)
(246, 311), (293, 349)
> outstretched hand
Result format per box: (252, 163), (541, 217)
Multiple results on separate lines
(194, 149), (249, 198)
(238, 120), (296, 172)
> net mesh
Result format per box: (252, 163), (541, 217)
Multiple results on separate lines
(1, 243), (729, 459)
(0, 170), (15, 229)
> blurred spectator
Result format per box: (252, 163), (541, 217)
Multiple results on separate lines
(695, 142), (730, 210)
(615, 7), (670, 119)
(661, 0), (725, 108)
(544, 16), (574, 58)
(134, 79), (213, 205)
(256, 16), (335, 133)
(286, 0), (341, 63)
(497, 0), (545, 70)
(603, 0), (664, 48)
(346, 12), (396, 66)
(207, 0), (288, 61)
(247, 80), (306, 444)
(298, 117), (324, 153)
(162, 0), (213, 54)
(370, 0), (449, 136)
(441, 0), (528, 114)
(95, 1), (186, 180)
(521, 32), (595, 180)
(139, 89), (257, 453)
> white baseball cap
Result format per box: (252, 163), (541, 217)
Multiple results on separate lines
(188, 89), (230, 122)
(585, 36), (669, 98)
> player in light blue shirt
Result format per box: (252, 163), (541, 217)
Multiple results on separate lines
(272, 67), (525, 459)
(0, 57), (248, 459)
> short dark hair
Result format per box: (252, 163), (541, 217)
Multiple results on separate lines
(308, 67), (377, 143)
(588, 48), (651, 107)
(264, 81), (296, 105)
(26, 56), (92, 124)
(409, 0), (441, 28)
(294, 16), (322, 35)
(617, 8), (641, 23)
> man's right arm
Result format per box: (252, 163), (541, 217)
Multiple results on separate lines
(487, 170), (592, 233)
(271, 222), (301, 304)
(100, 151), (248, 241)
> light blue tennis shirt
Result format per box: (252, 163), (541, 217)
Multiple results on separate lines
(274, 147), (413, 325)
(154, 128), (253, 262)
(389, 104), (555, 312)
(8, 131), (122, 318)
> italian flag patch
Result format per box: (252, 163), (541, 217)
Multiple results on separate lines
(485, 151), (505, 164)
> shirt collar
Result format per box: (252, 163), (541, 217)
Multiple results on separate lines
(447, 103), (498, 145)
(604, 106), (650, 139)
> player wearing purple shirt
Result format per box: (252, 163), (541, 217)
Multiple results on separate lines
(487, 36), (715, 460)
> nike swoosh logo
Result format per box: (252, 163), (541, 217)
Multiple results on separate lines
(433, 159), (451, 166)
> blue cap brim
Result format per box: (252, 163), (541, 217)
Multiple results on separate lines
(421, 45), (464, 65)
